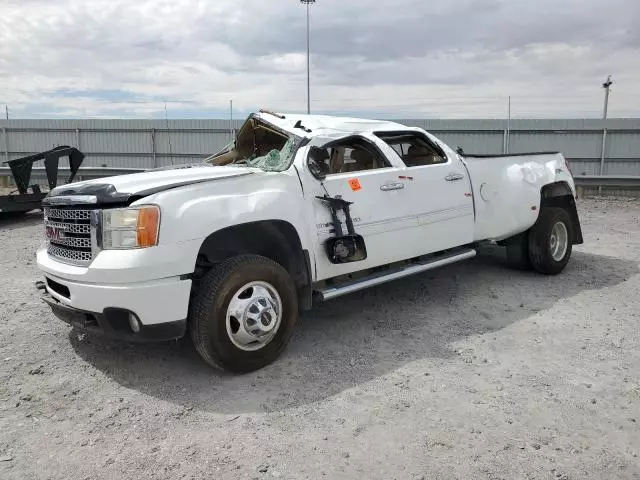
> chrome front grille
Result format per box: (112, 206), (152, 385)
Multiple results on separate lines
(44, 207), (95, 265)
(44, 220), (91, 235)
(45, 208), (91, 221)
(47, 244), (93, 263)
(48, 235), (92, 248)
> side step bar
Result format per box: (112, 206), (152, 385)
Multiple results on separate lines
(316, 248), (476, 301)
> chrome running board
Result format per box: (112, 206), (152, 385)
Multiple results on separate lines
(316, 248), (476, 301)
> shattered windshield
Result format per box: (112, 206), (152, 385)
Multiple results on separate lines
(208, 116), (302, 172)
(242, 138), (298, 172)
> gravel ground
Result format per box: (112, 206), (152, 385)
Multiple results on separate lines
(1, 198), (639, 480)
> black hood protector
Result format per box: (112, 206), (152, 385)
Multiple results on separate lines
(43, 183), (132, 206)
(42, 176), (245, 207)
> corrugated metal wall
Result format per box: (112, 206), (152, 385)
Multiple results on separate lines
(397, 118), (640, 178)
(0, 119), (236, 171)
(1, 118), (639, 176)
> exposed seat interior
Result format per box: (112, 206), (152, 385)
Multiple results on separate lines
(404, 145), (441, 166)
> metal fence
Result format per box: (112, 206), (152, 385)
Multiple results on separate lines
(1, 117), (639, 192)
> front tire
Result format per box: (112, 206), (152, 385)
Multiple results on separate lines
(189, 255), (298, 373)
(528, 207), (573, 275)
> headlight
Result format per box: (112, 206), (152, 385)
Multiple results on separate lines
(102, 205), (160, 249)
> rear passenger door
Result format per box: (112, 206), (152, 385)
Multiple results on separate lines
(375, 131), (475, 254)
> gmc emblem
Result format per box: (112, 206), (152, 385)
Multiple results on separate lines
(46, 226), (64, 241)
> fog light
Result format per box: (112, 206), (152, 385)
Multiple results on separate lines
(129, 313), (141, 333)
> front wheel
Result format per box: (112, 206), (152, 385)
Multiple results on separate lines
(189, 255), (298, 373)
(528, 207), (573, 275)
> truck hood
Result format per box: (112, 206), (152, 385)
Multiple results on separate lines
(44, 165), (256, 206)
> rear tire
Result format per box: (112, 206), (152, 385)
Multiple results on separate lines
(528, 207), (573, 275)
(189, 255), (298, 373)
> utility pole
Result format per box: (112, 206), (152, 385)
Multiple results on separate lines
(229, 99), (234, 143)
(503, 96), (511, 153)
(164, 102), (173, 165)
(300, 0), (316, 114)
(506, 96), (511, 154)
(4, 105), (8, 120)
(602, 75), (612, 120)
(599, 76), (613, 187)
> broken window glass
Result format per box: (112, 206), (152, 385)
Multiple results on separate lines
(245, 138), (298, 172)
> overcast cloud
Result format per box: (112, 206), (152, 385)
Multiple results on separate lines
(1, 0), (639, 118)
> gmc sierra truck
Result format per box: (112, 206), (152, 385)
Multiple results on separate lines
(36, 111), (583, 373)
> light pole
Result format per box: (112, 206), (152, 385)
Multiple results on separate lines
(602, 75), (613, 120)
(599, 75), (613, 184)
(300, 0), (315, 114)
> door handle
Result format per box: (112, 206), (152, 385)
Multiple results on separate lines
(380, 182), (405, 191)
(445, 173), (464, 181)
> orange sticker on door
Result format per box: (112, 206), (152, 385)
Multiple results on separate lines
(348, 178), (362, 191)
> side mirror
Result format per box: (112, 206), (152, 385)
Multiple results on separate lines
(307, 147), (328, 180)
(325, 235), (367, 264)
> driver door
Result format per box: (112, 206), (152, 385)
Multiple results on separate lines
(301, 135), (421, 281)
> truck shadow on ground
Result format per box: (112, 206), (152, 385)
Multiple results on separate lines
(0, 211), (43, 229)
(70, 247), (638, 414)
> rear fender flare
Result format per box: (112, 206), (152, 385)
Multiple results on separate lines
(540, 182), (583, 244)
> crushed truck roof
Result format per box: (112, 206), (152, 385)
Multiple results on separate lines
(254, 111), (415, 137)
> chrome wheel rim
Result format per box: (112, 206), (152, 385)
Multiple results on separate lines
(550, 221), (569, 261)
(225, 281), (282, 352)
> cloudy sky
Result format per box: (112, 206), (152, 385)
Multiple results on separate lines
(1, 0), (639, 119)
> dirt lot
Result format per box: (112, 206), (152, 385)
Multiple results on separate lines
(1, 198), (639, 480)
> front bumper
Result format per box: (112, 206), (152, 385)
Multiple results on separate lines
(39, 283), (187, 341)
(38, 281), (187, 342)
(36, 251), (193, 342)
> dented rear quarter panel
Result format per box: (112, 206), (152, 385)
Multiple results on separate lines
(462, 152), (576, 242)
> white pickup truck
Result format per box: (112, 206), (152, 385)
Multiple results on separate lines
(37, 112), (583, 372)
